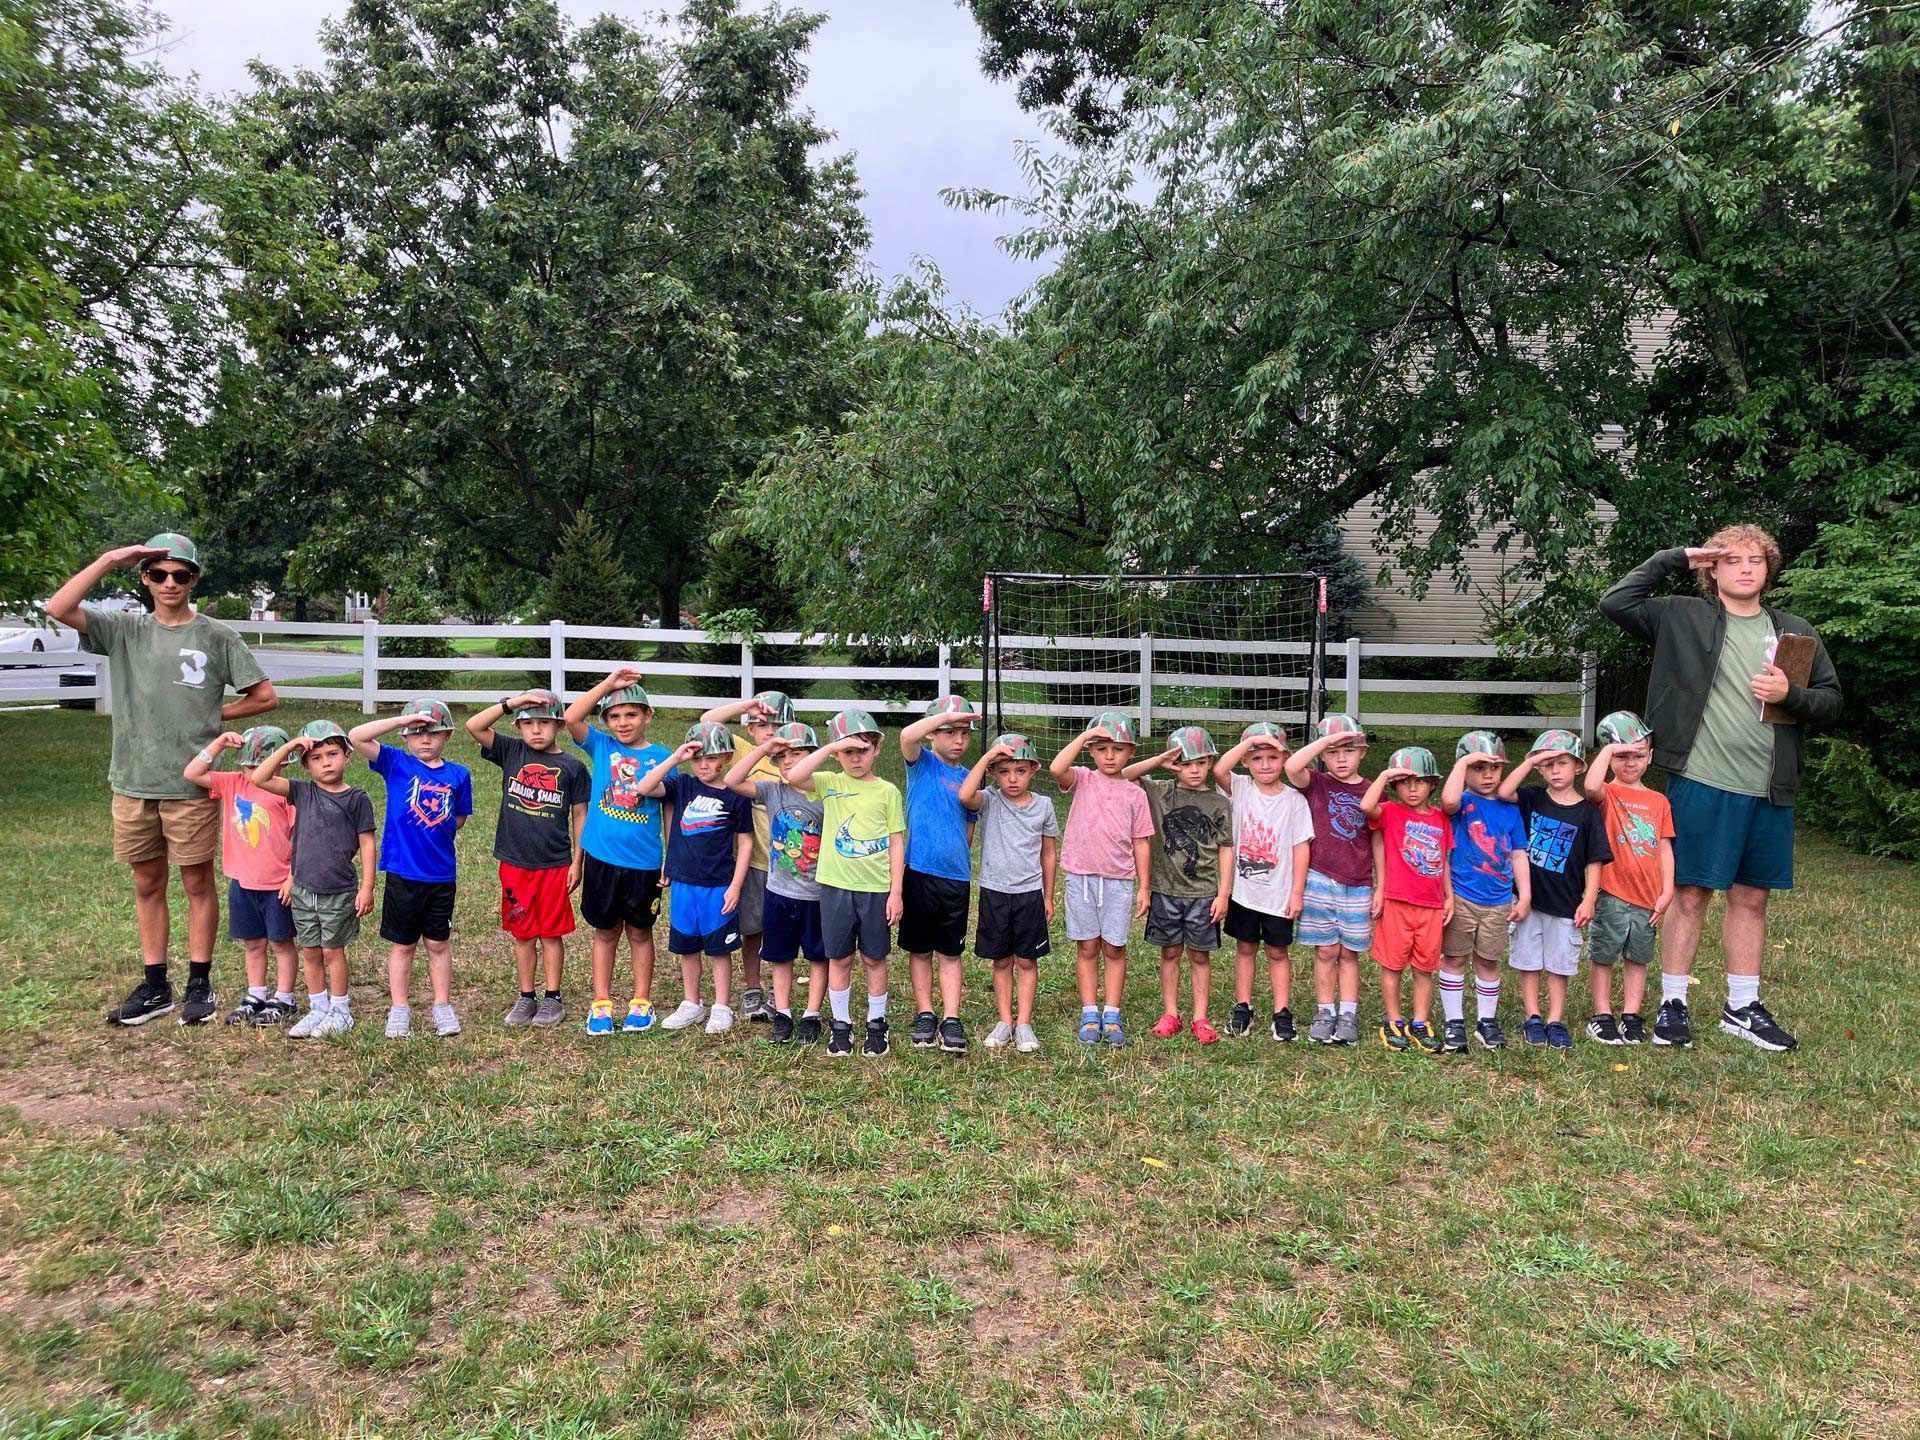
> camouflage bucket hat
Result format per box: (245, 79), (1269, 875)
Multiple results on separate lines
(1091, 710), (1137, 747)
(752, 690), (795, 725)
(238, 725), (289, 768)
(1168, 725), (1218, 762)
(1531, 728), (1585, 762)
(1315, 712), (1365, 744)
(829, 708), (882, 743)
(1455, 729), (1507, 763)
(599, 683), (652, 712)
(1596, 711), (1653, 748)
(400, 698), (455, 733)
(1388, 745), (1440, 779)
(1241, 720), (1290, 750)
(300, 719), (350, 751)
(925, 694), (979, 730)
(686, 721), (735, 757)
(772, 721), (819, 750)
(991, 732), (1038, 763)
(514, 688), (567, 722)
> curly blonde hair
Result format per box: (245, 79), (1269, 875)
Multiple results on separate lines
(1696, 523), (1783, 596)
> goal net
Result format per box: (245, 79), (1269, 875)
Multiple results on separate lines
(982, 572), (1327, 744)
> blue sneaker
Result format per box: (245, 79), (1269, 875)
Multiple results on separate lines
(622, 1000), (655, 1034)
(1545, 1020), (1573, 1051)
(1101, 1008), (1126, 1047)
(1522, 1014), (1549, 1047)
(585, 999), (615, 1037)
(1077, 1007), (1102, 1045)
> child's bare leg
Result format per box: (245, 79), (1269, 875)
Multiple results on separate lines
(712, 952), (732, 1008)
(424, 937), (453, 1006)
(1546, 972), (1568, 1025)
(865, 955), (889, 1008)
(513, 939), (537, 993)
(1101, 941), (1126, 1011)
(591, 927), (617, 1002)
(1267, 945), (1291, 1016)
(1339, 947), (1361, 1005)
(1159, 944), (1182, 1016)
(909, 952), (934, 1014)
(388, 942), (415, 1007)
(1314, 943), (1339, 1007)
(627, 923), (655, 1004)
(1234, 939), (1257, 1005)
(243, 938), (269, 992)
(993, 956), (1014, 1026)
(271, 939), (298, 996)
(1411, 968), (1434, 1028)
(302, 946), (327, 999)
(1189, 948), (1212, 1022)
(1590, 959), (1613, 1015)
(1075, 938), (1101, 1008)
(1521, 970), (1542, 1017)
(1014, 955), (1038, 1027)
(770, 960), (793, 1013)
(1622, 960), (1648, 1016)
(1380, 966), (1404, 1023)
(540, 937), (563, 992)
(742, 928), (763, 997)
(679, 952), (702, 1004)
(938, 952), (963, 1019)
(323, 946), (348, 998)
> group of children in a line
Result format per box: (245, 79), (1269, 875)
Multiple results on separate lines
(184, 673), (1674, 1056)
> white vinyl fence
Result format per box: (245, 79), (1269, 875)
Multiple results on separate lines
(0, 621), (1596, 742)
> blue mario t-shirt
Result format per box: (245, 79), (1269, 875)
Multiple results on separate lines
(573, 726), (671, 871)
(1448, 791), (1528, 908)
(369, 745), (472, 883)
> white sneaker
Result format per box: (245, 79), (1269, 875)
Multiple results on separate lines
(287, 1002), (329, 1038)
(660, 999), (708, 1031)
(385, 1006), (412, 1039)
(432, 1003), (461, 1037)
(1015, 1024), (1040, 1053)
(314, 1008), (355, 1038)
(984, 1021), (1014, 1049)
(705, 1003), (735, 1035)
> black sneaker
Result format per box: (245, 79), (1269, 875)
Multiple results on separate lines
(826, 1020), (854, 1057)
(224, 996), (263, 1026)
(1227, 1002), (1255, 1037)
(1585, 1013), (1622, 1045)
(1269, 1008), (1296, 1043)
(107, 978), (173, 1027)
(1441, 1018), (1470, 1053)
(1720, 1001), (1797, 1053)
(1653, 998), (1692, 1048)
(252, 997), (296, 1027)
(178, 979), (217, 1026)
(938, 1016), (967, 1054)
(863, 1018), (891, 1059)
(910, 1010), (938, 1048)
(1620, 1012), (1646, 1045)
(1474, 1017), (1506, 1050)
(769, 1012), (795, 1045)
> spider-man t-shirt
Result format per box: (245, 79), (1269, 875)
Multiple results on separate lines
(1448, 791), (1527, 907)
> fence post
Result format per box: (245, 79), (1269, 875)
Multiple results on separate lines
(361, 618), (378, 714)
(1579, 651), (1599, 747)
(549, 620), (566, 696)
(1138, 633), (1154, 739)
(936, 642), (952, 699)
(740, 641), (755, 701)
(1345, 636), (1362, 720)
(96, 655), (111, 716)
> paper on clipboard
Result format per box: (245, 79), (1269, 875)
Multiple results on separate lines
(1762, 633), (1815, 725)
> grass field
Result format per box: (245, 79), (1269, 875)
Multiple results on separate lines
(1, 701), (1916, 1440)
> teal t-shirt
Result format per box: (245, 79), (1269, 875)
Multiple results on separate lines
(1680, 610), (1776, 798)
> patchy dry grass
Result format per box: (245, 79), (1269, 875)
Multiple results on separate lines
(1, 702), (1917, 1439)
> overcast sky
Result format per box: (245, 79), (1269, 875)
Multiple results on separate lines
(148, 0), (1049, 318)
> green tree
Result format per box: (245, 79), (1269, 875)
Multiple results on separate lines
(535, 509), (637, 691)
(379, 578), (455, 695)
(197, 0), (866, 621)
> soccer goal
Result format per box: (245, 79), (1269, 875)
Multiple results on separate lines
(981, 572), (1328, 742)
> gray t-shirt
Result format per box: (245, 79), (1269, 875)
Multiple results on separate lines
(976, 786), (1059, 894)
(1680, 610), (1776, 798)
(755, 779), (825, 902)
(285, 779), (375, 894)
(79, 606), (268, 800)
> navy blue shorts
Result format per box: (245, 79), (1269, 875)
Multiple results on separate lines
(668, 881), (741, 957)
(760, 890), (825, 965)
(1668, 773), (1795, 891)
(228, 880), (294, 943)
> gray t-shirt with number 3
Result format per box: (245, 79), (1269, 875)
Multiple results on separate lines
(80, 606), (268, 800)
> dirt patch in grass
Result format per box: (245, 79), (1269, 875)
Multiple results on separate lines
(0, 1068), (185, 1131)
(944, 1236), (1073, 1349)
(700, 1186), (779, 1229)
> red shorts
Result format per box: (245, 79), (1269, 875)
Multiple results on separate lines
(1373, 898), (1444, 974)
(499, 862), (576, 941)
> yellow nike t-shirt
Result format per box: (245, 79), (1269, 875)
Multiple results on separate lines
(815, 772), (905, 893)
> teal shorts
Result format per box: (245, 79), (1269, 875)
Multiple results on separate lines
(1668, 773), (1794, 891)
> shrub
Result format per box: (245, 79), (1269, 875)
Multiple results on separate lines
(1797, 738), (1920, 861)
(203, 593), (252, 620)
(379, 580), (454, 694)
(536, 510), (638, 692)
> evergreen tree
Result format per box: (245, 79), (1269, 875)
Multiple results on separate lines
(380, 579), (454, 695)
(537, 510), (638, 690)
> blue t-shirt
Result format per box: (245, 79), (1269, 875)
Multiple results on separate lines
(1448, 791), (1527, 908)
(903, 749), (975, 882)
(572, 727), (670, 871)
(658, 772), (752, 888)
(369, 745), (472, 883)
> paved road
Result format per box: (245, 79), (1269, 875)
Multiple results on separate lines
(0, 647), (361, 701)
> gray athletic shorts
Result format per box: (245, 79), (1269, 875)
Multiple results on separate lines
(820, 885), (890, 962)
(291, 885), (360, 949)
(1507, 911), (1582, 977)
(1065, 873), (1134, 946)
(1143, 893), (1218, 951)
(737, 866), (767, 936)
(1588, 891), (1655, 967)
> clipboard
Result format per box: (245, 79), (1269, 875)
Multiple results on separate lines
(1763, 633), (1815, 725)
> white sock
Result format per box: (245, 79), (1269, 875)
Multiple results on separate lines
(1475, 978), (1500, 1021)
(1661, 972), (1691, 1007)
(330, 993), (350, 1015)
(829, 988), (851, 1023)
(308, 991), (330, 1013)
(390, 1003), (410, 1016)
(1337, 1000), (1357, 1017)
(1317, 1003), (1335, 1018)
(777, 1006), (792, 1017)
(247, 985), (269, 1003)
(1727, 974), (1760, 1011)
(1437, 971), (1466, 1024)
(867, 992), (887, 1022)
(274, 990), (295, 1007)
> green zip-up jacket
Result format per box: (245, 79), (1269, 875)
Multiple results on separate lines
(1598, 548), (1842, 808)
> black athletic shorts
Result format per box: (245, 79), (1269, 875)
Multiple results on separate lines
(379, 874), (456, 945)
(898, 869), (970, 956)
(973, 886), (1051, 962)
(580, 853), (662, 932)
(1224, 898), (1294, 949)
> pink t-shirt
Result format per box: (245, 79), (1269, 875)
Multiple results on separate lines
(1059, 766), (1155, 880)
(205, 772), (295, 891)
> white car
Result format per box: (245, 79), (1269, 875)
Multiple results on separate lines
(0, 619), (79, 665)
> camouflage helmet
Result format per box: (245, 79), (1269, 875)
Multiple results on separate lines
(1531, 728), (1585, 761)
(1388, 745), (1441, 779)
(1241, 720), (1290, 750)
(599, 682), (652, 712)
(828, 707), (883, 743)
(141, 532), (200, 575)
(990, 732), (1039, 763)
(1090, 709), (1138, 747)
(299, 719), (350, 752)
(1596, 710), (1653, 748)
(1167, 725), (1218, 762)
(399, 697), (455, 733)
(1455, 729), (1507, 763)
(237, 725), (289, 768)
(751, 690), (795, 725)
(1315, 712), (1366, 744)
(686, 721), (735, 757)
(513, 688), (567, 722)
(924, 694), (979, 731)
(772, 721), (819, 750)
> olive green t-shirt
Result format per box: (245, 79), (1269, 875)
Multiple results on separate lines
(1679, 609), (1776, 799)
(1142, 777), (1235, 898)
(80, 607), (268, 800)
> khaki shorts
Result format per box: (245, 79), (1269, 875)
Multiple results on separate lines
(1442, 895), (1509, 964)
(111, 793), (218, 866)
